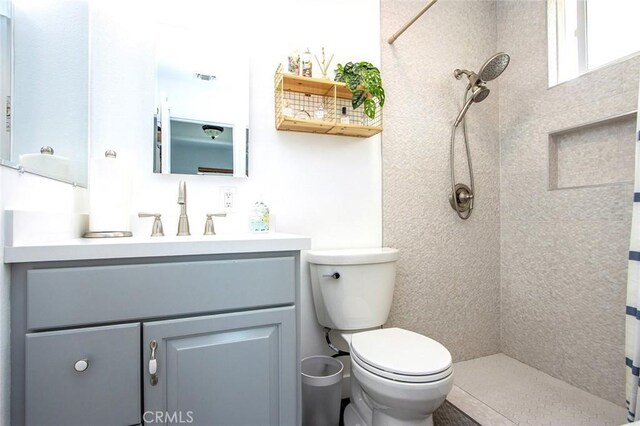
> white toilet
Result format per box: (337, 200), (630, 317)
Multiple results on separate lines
(307, 248), (454, 426)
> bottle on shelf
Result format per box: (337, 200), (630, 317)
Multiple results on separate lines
(287, 50), (300, 75)
(340, 106), (350, 124)
(314, 100), (325, 120)
(301, 49), (313, 77)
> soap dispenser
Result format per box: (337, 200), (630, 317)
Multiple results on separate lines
(249, 201), (270, 232)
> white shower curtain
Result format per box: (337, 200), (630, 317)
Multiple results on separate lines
(625, 78), (640, 422)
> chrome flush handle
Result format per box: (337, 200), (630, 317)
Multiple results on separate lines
(322, 272), (340, 279)
(149, 340), (158, 386)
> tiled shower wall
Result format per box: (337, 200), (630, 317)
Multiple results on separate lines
(382, 0), (640, 406)
(497, 1), (640, 405)
(382, 0), (501, 361)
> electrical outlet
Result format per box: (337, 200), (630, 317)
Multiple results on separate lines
(220, 187), (236, 210)
(224, 191), (233, 208)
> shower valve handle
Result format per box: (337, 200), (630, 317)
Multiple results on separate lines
(459, 192), (474, 201)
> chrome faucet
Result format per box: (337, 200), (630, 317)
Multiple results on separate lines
(177, 181), (190, 236)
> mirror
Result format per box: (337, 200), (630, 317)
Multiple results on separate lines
(3, 0), (89, 186)
(0, 0), (10, 161)
(153, 0), (249, 177)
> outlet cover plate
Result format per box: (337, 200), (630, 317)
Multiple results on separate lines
(220, 187), (236, 211)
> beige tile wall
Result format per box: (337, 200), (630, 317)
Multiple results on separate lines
(382, 0), (640, 406)
(381, 0), (502, 361)
(553, 114), (636, 189)
(497, 0), (639, 405)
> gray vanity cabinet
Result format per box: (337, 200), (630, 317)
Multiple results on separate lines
(10, 252), (301, 426)
(143, 307), (296, 426)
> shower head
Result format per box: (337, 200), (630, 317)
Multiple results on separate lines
(454, 85), (489, 127)
(478, 52), (510, 82)
(471, 84), (490, 103)
(454, 52), (511, 88)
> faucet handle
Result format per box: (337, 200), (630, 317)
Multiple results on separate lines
(138, 213), (164, 237)
(204, 213), (227, 236)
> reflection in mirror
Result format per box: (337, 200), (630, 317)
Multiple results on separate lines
(6, 0), (89, 186)
(154, 118), (234, 176)
(0, 0), (10, 161)
(153, 0), (248, 178)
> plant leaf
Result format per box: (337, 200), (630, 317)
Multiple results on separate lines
(364, 99), (376, 119)
(344, 62), (355, 74)
(352, 90), (367, 109)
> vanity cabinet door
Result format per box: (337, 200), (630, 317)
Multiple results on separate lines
(143, 306), (296, 426)
(25, 323), (141, 426)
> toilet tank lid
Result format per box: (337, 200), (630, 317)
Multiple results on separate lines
(307, 247), (398, 265)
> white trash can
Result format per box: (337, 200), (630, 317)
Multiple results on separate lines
(301, 355), (344, 426)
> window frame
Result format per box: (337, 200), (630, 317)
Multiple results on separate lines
(548, 0), (640, 87)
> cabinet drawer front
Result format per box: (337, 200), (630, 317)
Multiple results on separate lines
(27, 256), (295, 330)
(25, 323), (140, 426)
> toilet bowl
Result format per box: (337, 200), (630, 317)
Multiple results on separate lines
(307, 248), (454, 426)
(344, 327), (453, 426)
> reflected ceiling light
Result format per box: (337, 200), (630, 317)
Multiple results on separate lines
(194, 73), (216, 81)
(202, 125), (224, 139)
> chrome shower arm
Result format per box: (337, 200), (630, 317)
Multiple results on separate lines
(454, 69), (474, 80)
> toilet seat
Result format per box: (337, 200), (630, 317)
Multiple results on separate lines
(350, 327), (452, 383)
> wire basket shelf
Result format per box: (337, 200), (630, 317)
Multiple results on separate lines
(274, 65), (382, 138)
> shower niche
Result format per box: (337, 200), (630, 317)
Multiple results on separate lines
(548, 111), (637, 190)
(274, 65), (382, 138)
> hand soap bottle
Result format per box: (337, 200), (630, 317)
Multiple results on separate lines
(249, 201), (270, 232)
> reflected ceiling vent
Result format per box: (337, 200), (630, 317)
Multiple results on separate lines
(194, 73), (216, 81)
(202, 125), (224, 139)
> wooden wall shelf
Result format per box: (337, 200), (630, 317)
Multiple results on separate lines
(274, 65), (382, 138)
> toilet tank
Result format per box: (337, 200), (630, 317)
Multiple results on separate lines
(307, 248), (399, 330)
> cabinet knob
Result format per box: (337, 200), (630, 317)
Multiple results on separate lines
(74, 359), (89, 372)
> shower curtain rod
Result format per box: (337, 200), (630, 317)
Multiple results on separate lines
(387, 0), (439, 44)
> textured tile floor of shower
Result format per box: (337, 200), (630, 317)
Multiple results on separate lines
(447, 354), (627, 426)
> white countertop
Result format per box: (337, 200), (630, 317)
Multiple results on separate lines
(4, 232), (311, 263)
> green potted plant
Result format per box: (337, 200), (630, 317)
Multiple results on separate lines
(334, 61), (385, 120)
